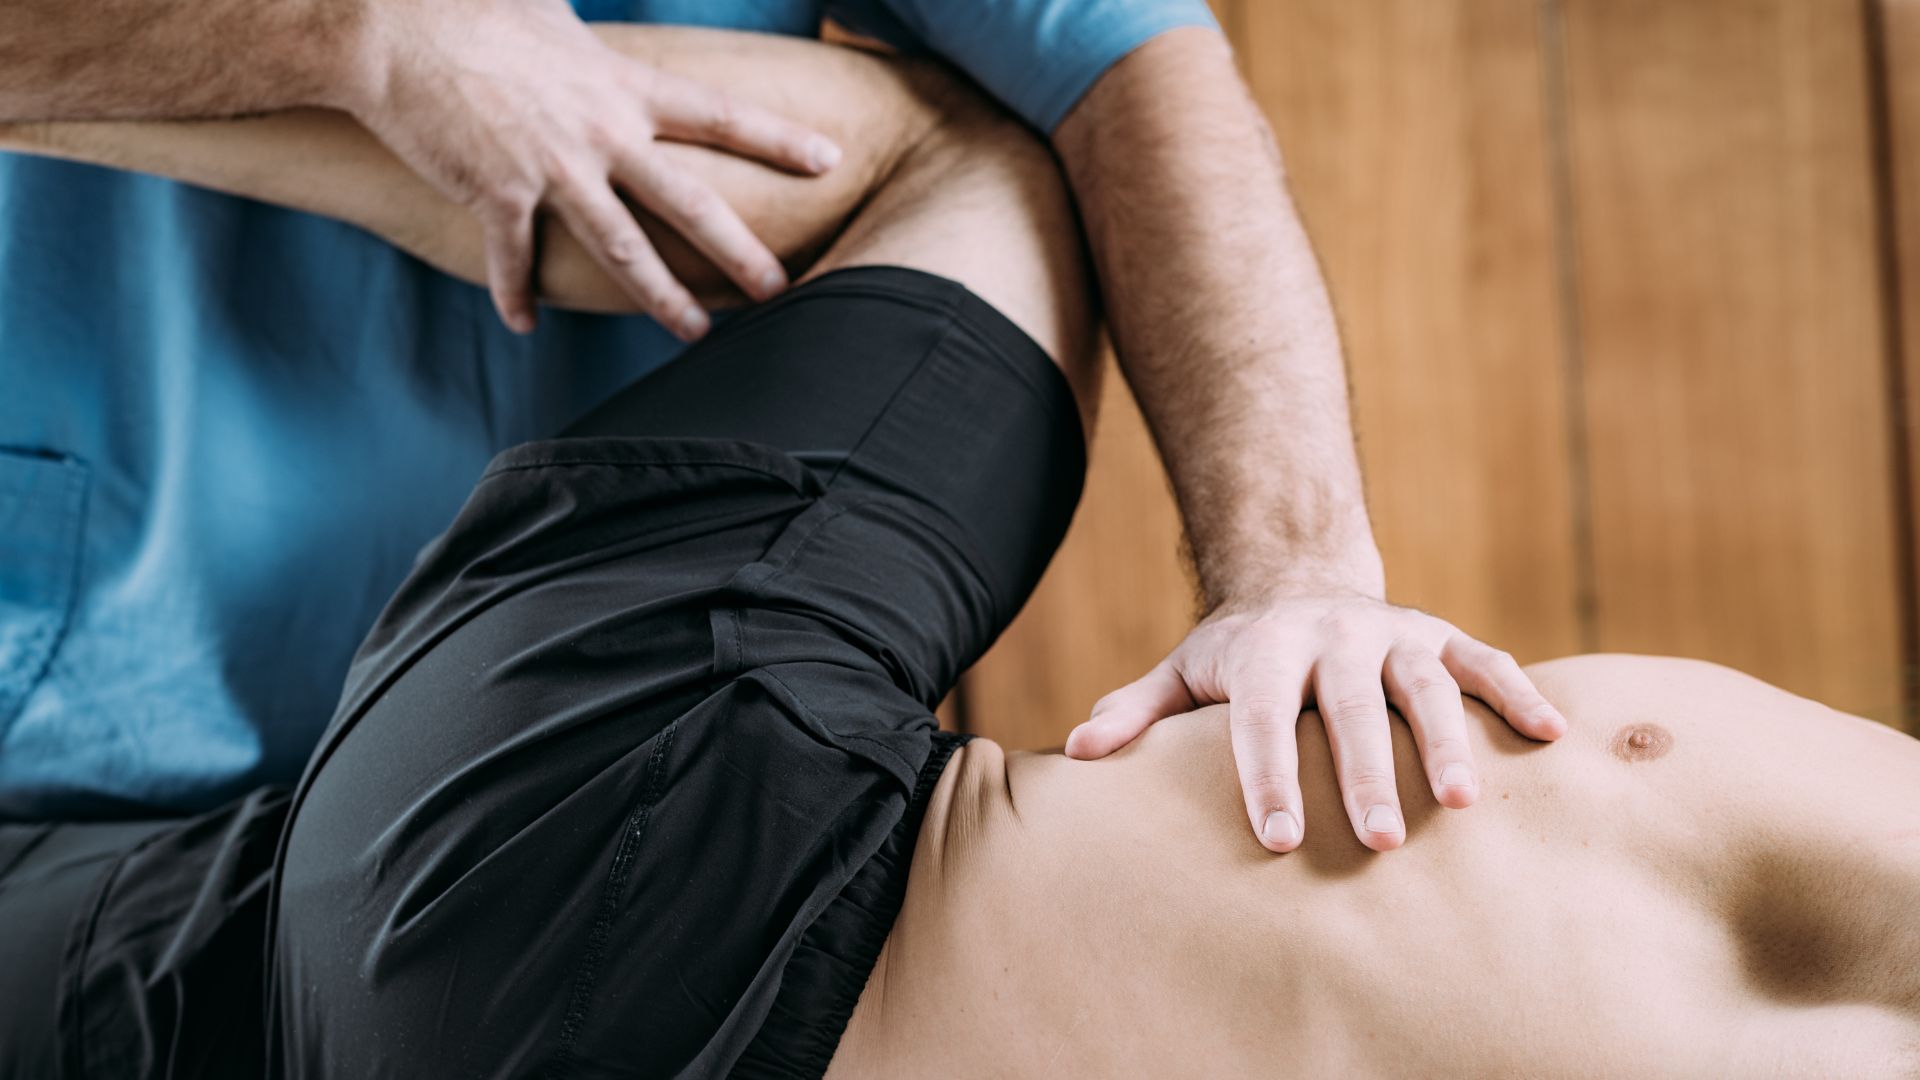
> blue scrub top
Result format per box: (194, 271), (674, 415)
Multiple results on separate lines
(0, 0), (1215, 819)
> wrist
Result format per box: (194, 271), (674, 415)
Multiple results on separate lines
(1198, 531), (1386, 614)
(303, 0), (396, 117)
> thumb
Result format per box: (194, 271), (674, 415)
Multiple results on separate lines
(1065, 660), (1197, 759)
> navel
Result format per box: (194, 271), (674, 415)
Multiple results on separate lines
(1609, 722), (1673, 763)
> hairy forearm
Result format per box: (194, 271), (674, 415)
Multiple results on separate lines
(1053, 28), (1382, 606)
(0, 0), (371, 122)
(0, 27), (941, 311)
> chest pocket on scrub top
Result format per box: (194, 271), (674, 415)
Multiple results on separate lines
(0, 448), (88, 738)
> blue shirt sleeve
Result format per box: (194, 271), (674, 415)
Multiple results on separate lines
(825, 0), (1219, 133)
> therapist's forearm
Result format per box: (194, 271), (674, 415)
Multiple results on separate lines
(0, 0), (368, 122)
(1052, 28), (1382, 607)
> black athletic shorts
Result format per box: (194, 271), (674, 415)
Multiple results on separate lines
(0, 267), (1085, 1079)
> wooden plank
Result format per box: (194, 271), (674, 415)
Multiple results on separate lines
(1876, 0), (1920, 734)
(962, 0), (1582, 749)
(1559, 0), (1906, 724)
(1238, 1), (1584, 655)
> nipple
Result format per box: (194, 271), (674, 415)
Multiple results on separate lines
(1609, 722), (1673, 763)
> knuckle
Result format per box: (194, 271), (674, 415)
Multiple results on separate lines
(1340, 766), (1397, 790)
(1241, 768), (1297, 794)
(479, 182), (539, 222)
(1320, 694), (1382, 728)
(1233, 696), (1296, 730)
(532, 143), (575, 183)
(735, 252), (773, 280)
(1513, 691), (1554, 717)
(582, 120), (620, 155)
(1422, 734), (1470, 757)
(550, 162), (599, 199)
(1315, 609), (1356, 637)
(677, 190), (725, 232)
(708, 95), (742, 139)
(597, 227), (643, 266)
(1402, 671), (1457, 699)
(1249, 621), (1309, 653)
(637, 283), (683, 315)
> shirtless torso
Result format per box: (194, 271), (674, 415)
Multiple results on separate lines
(833, 655), (1920, 1077)
(10, 28), (1914, 1075)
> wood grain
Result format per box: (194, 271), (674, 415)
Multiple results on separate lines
(1237, 0), (1584, 656)
(1878, 0), (1920, 733)
(1558, 0), (1906, 724)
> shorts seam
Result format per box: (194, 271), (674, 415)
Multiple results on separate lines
(545, 720), (679, 1080)
(819, 290), (962, 493)
(736, 491), (1001, 697)
(58, 825), (173, 1080)
(482, 457), (809, 493)
(758, 667), (921, 781)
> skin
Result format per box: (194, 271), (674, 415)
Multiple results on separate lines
(16, 31), (1914, 1073)
(832, 655), (1920, 1077)
(0, 29), (1099, 419)
(7, 0), (1569, 849)
(0, 30), (943, 323)
(1050, 29), (1568, 855)
(0, 0), (839, 338)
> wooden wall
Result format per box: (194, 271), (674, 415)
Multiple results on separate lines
(954, 0), (1920, 746)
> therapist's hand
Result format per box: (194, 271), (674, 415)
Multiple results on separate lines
(1064, 594), (1568, 853)
(337, 0), (840, 337)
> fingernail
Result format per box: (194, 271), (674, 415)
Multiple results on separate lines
(1439, 763), (1474, 790)
(1261, 810), (1301, 848)
(1362, 804), (1401, 833)
(758, 268), (786, 297)
(809, 137), (842, 172)
(679, 305), (709, 340)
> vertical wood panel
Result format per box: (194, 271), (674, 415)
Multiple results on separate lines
(1560, 0), (1906, 723)
(1240, 1), (1584, 655)
(1879, 0), (1920, 733)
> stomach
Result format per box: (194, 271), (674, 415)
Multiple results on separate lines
(844, 655), (1920, 1078)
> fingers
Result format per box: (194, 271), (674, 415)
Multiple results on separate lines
(1228, 679), (1309, 853)
(1383, 642), (1477, 810)
(1441, 634), (1568, 741)
(1065, 661), (1196, 760)
(649, 72), (842, 175)
(1314, 659), (1404, 851)
(618, 152), (788, 304)
(550, 179), (709, 342)
(479, 196), (539, 334)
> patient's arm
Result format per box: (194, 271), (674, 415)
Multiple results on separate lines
(0, 26), (946, 312)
